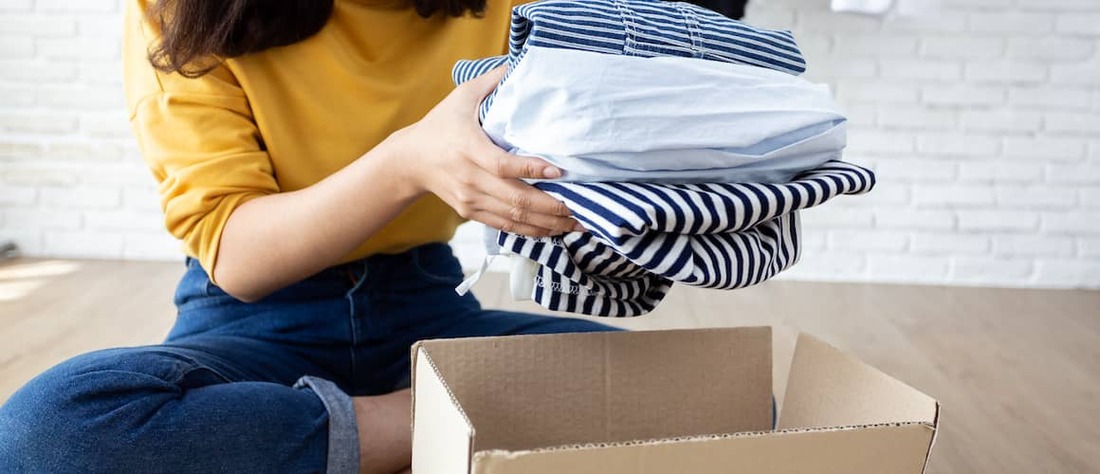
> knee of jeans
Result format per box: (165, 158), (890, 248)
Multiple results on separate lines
(0, 348), (206, 469)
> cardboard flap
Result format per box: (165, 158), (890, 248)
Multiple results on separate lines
(415, 328), (773, 453)
(779, 334), (939, 430)
(471, 424), (935, 474)
(411, 347), (474, 474)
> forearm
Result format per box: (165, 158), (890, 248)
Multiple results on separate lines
(209, 67), (574, 301)
(213, 139), (420, 302)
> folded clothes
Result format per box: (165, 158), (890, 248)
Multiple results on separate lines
(449, 0), (875, 317)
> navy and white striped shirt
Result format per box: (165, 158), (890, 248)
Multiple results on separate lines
(453, 0), (807, 118)
(472, 0), (804, 72)
(497, 161), (875, 317)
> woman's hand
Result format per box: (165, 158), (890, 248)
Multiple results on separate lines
(383, 67), (581, 237)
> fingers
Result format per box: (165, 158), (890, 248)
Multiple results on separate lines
(481, 181), (581, 236)
(471, 146), (563, 180)
(455, 170), (581, 237)
(484, 177), (573, 218)
(480, 194), (580, 235)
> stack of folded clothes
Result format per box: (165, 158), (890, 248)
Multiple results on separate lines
(454, 0), (875, 317)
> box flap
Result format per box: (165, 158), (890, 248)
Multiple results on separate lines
(779, 333), (939, 430)
(411, 346), (474, 474)
(414, 328), (772, 453)
(471, 423), (935, 474)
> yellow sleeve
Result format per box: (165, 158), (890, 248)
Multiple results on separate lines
(123, 0), (278, 281)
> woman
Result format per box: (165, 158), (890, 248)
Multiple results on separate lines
(0, 0), (618, 472)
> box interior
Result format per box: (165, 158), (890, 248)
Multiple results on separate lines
(415, 327), (774, 453)
(779, 333), (940, 430)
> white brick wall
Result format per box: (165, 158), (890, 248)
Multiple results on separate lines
(722, 0), (1100, 288)
(1, 0), (1098, 289)
(0, 0), (166, 261)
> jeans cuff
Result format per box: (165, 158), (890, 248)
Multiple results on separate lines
(294, 376), (359, 474)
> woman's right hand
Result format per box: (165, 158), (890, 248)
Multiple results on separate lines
(381, 67), (582, 238)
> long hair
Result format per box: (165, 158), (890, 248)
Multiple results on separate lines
(147, 0), (488, 78)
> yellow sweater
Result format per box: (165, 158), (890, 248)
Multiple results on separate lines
(123, 0), (517, 277)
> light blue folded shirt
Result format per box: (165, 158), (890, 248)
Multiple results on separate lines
(474, 46), (848, 184)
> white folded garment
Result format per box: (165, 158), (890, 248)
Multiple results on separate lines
(481, 46), (847, 184)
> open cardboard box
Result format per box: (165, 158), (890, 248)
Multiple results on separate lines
(411, 327), (940, 473)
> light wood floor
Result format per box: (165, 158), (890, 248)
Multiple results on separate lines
(1, 258), (1097, 473)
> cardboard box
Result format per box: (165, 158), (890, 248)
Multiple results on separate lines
(411, 327), (939, 473)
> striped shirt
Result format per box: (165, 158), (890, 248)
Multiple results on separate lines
(493, 0), (802, 71)
(453, 0), (807, 118)
(497, 161), (875, 317)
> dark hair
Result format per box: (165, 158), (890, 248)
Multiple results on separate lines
(147, 0), (488, 78)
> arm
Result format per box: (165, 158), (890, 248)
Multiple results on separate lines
(204, 68), (580, 301)
(211, 142), (418, 302)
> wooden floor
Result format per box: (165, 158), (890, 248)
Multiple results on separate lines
(1, 258), (1097, 473)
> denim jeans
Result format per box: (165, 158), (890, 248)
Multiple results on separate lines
(0, 243), (619, 473)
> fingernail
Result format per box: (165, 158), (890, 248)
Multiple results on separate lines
(543, 167), (562, 179)
(574, 223), (586, 232)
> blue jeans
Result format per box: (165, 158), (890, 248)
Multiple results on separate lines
(0, 243), (619, 473)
